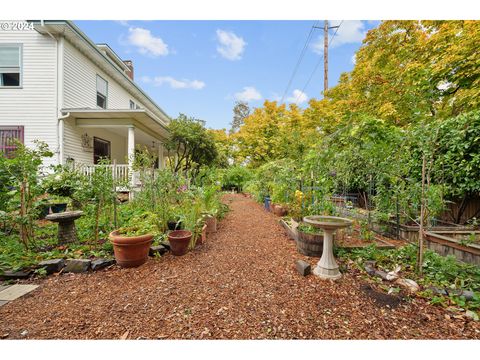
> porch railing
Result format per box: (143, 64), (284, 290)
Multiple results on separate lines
(77, 164), (131, 184)
(76, 164), (162, 189)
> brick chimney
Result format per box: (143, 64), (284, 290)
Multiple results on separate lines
(123, 60), (134, 80)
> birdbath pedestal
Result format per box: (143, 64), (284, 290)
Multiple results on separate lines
(303, 215), (353, 280)
(46, 210), (83, 245)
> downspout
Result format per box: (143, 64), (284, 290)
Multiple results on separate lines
(56, 35), (65, 164)
(39, 20), (65, 165)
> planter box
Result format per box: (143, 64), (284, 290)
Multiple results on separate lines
(335, 206), (475, 243)
(279, 218), (299, 241)
(425, 231), (480, 266)
(296, 228), (324, 257)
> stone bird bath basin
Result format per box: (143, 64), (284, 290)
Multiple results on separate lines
(303, 215), (353, 280)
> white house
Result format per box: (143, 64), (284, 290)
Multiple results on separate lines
(0, 20), (170, 184)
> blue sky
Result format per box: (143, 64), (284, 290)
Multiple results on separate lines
(75, 20), (380, 130)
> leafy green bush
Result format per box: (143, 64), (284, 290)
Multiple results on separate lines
(221, 165), (252, 192)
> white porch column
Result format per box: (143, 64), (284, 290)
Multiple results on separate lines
(158, 142), (164, 169)
(127, 126), (135, 187)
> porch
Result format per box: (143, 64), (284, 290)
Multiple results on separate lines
(60, 108), (172, 187)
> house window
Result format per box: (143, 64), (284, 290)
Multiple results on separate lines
(129, 100), (136, 109)
(0, 126), (24, 157)
(96, 75), (108, 109)
(93, 137), (111, 164)
(0, 45), (22, 87)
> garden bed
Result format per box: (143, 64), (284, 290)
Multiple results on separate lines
(279, 217), (401, 252)
(425, 231), (480, 266)
(1, 194), (479, 339)
(335, 206), (476, 243)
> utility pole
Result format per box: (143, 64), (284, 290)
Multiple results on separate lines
(313, 20), (340, 95)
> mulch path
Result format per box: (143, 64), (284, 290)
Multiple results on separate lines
(1, 193), (479, 339)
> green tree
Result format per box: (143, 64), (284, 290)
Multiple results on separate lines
(165, 114), (218, 175)
(230, 101), (250, 134)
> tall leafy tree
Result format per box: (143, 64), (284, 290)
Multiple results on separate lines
(230, 101), (251, 134)
(165, 114), (218, 175)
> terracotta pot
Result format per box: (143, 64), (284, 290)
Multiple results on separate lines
(205, 215), (217, 233)
(109, 230), (153, 268)
(271, 204), (287, 217)
(168, 230), (192, 256)
(199, 224), (207, 245)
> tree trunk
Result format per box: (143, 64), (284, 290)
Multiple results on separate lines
(455, 194), (469, 224)
(417, 154), (426, 276)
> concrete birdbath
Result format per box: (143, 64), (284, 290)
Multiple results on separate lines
(46, 210), (83, 245)
(303, 215), (353, 280)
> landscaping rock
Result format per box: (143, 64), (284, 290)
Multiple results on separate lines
(160, 241), (171, 250)
(149, 245), (168, 257)
(296, 260), (311, 276)
(395, 278), (420, 293)
(429, 286), (448, 296)
(448, 289), (475, 300)
(38, 259), (65, 274)
(465, 310), (479, 321)
(64, 259), (91, 273)
(91, 259), (115, 271)
(0, 270), (32, 280)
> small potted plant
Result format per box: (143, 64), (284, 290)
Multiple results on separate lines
(49, 196), (68, 213)
(168, 229), (192, 256)
(166, 206), (184, 231)
(109, 227), (154, 267)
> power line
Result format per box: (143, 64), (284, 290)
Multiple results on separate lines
(294, 20), (343, 105)
(280, 20), (319, 104)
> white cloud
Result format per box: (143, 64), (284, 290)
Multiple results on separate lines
(312, 20), (367, 54)
(141, 76), (205, 90)
(351, 53), (357, 65)
(216, 29), (246, 61)
(234, 86), (262, 102)
(140, 75), (152, 83)
(286, 89), (308, 104)
(127, 27), (169, 56)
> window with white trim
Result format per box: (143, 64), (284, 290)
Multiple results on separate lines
(129, 100), (135, 109)
(96, 75), (108, 109)
(0, 45), (22, 87)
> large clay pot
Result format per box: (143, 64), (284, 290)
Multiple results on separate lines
(168, 230), (192, 256)
(205, 215), (217, 233)
(109, 230), (153, 268)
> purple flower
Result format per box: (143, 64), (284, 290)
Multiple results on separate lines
(177, 184), (188, 193)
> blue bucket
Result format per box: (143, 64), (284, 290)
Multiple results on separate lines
(264, 196), (271, 211)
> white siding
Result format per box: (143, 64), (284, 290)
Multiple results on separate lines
(63, 119), (127, 165)
(63, 40), (145, 109)
(63, 40), (146, 164)
(0, 28), (58, 167)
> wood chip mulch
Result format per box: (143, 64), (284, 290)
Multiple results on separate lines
(1, 193), (479, 339)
